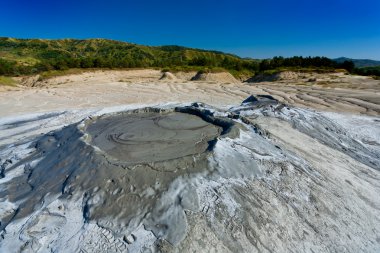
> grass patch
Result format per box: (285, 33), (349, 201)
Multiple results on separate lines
(161, 66), (206, 73)
(257, 67), (343, 76)
(334, 68), (349, 73)
(197, 67), (228, 74)
(227, 69), (254, 79)
(262, 69), (281, 75)
(38, 68), (94, 80)
(161, 66), (238, 74)
(0, 76), (16, 86)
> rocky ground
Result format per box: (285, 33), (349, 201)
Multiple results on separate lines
(0, 70), (379, 252)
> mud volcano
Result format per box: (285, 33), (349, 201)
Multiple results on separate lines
(2, 100), (380, 253)
(85, 111), (221, 164)
(0, 106), (232, 251)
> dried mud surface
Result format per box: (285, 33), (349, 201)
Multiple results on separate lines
(0, 69), (379, 117)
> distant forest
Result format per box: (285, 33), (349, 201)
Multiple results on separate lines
(354, 66), (380, 77)
(0, 38), (378, 77)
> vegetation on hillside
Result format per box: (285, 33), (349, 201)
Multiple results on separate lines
(0, 38), (259, 77)
(258, 56), (380, 78)
(354, 66), (380, 78)
(0, 37), (375, 79)
(258, 56), (355, 73)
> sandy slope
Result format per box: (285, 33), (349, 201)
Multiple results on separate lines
(0, 69), (379, 117)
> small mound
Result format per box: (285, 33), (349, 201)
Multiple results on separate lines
(159, 71), (177, 81)
(242, 95), (258, 103)
(241, 94), (279, 107)
(191, 71), (239, 83)
(246, 71), (300, 83)
(275, 71), (299, 80)
(20, 75), (41, 87)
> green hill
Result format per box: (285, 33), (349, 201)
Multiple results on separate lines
(0, 37), (258, 76)
(1, 38), (370, 78)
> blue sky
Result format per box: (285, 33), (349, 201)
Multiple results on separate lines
(1, 0), (380, 59)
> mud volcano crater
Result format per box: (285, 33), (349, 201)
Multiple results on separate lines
(84, 109), (223, 164)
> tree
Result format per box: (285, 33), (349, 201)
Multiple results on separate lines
(259, 59), (270, 71)
(340, 60), (355, 73)
(80, 58), (94, 68)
